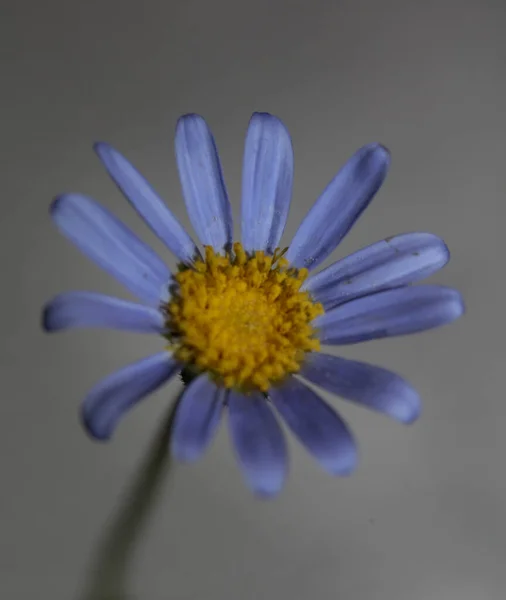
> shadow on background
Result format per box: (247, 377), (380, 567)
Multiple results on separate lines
(80, 397), (180, 600)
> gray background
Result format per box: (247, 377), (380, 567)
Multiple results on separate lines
(1, 0), (505, 598)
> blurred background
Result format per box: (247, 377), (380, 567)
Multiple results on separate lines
(1, 0), (505, 598)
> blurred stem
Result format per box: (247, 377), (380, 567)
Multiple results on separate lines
(80, 399), (179, 600)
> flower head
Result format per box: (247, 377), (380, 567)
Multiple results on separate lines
(43, 112), (464, 497)
(164, 244), (323, 391)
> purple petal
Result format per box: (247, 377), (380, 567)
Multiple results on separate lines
(300, 353), (421, 424)
(82, 353), (181, 440)
(228, 391), (288, 497)
(314, 285), (464, 345)
(303, 232), (450, 310)
(171, 375), (224, 462)
(175, 114), (232, 251)
(286, 144), (390, 270)
(42, 291), (165, 333)
(94, 142), (199, 264)
(51, 194), (170, 305)
(241, 113), (294, 253)
(269, 377), (357, 476)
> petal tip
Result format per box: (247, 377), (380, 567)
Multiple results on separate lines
(328, 450), (359, 476)
(366, 142), (391, 165)
(439, 240), (451, 266)
(402, 410), (421, 426)
(50, 192), (80, 217)
(253, 486), (283, 499)
(81, 413), (113, 442)
(80, 398), (115, 441)
(41, 304), (56, 332)
(456, 292), (466, 315)
(250, 111), (278, 123)
(176, 113), (205, 130)
(385, 381), (423, 424)
(421, 233), (451, 267)
(250, 112), (290, 138)
(170, 443), (204, 464)
(93, 141), (113, 158)
(248, 473), (286, 498)
(397, 396), (422, 425)
(49, 194), (65, 216)
(446, 289), (466, 320)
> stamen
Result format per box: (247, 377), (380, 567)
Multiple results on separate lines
(162, 243), (324, 392)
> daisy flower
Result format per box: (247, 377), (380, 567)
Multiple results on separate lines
(43, 112), (464, 497)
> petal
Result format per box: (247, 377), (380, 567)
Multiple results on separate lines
(286, 144), (390, 270)
(300, 353), (421, 424)
(82, 352), (181, 441)
(303, 232), (450, 310)
(94, 142), (200, 264)
(51, 194), (170, 305)
(241, 113), (294, 253)
(170, 374), (224, 462)
(175, 114), (232, 251)
(315, 285), (464, 345)
(269, 377), (357, 475)
(42, 291), (165, 333)
(228, 391), (288, 497)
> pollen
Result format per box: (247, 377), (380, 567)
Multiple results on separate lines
(162, 242), (324, 392)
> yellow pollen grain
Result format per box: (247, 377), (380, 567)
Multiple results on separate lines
(162, 242), (324, 392)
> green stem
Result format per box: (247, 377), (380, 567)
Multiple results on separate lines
(80, 397), (180, 600)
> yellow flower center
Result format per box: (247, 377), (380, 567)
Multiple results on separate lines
(162, 242), (324, 392)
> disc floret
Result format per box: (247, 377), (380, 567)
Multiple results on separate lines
(163, 243), (324, 392)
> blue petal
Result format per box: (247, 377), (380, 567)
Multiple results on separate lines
(269, 377), (358, 476)
(43, 291), (165, 333)
(286, 144), (390, 270)
(228, 391), (288, 497)
(171, 374), (224, 462)
(51, 194), (170, 305)
(241, 113), (294, 253)
(175, 114), (232, 252)
(94, 142), (200, 264)
(82, 352), (181, 441)
(314, 285), (464, 345)
(303, 232), (450, 310)
(300, 353), (421, 424)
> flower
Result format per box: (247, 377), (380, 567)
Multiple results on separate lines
(43, 112), (464, 497)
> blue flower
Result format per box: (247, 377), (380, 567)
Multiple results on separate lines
(43, 113), (464, 497)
